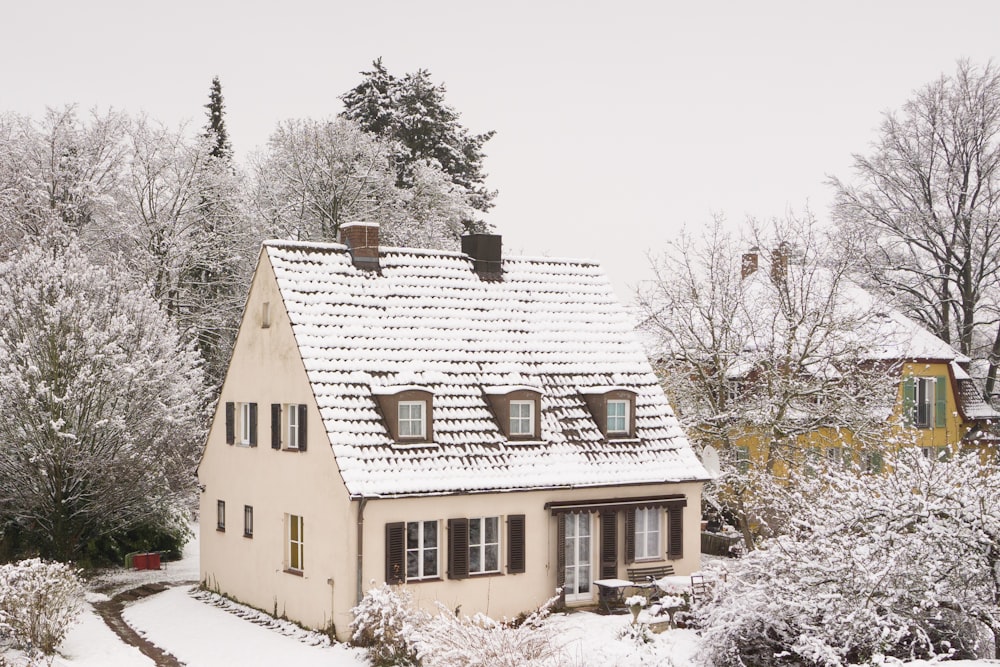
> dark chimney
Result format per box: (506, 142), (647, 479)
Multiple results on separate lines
(741, 249), (759, 278)
(770, 242), (789, 283)
(462, 233), (502, 279)
(339, 221), (380, 271)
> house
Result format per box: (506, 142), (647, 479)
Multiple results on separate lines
(197, 223), (709, 640)
(681, 247), (1000, 475)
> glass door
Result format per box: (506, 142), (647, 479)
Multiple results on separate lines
(564, 512), (592, 602)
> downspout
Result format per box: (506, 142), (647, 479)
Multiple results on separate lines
(356, 497), (368, 606)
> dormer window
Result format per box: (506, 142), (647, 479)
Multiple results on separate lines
(484, 386), (542, 441)
(398, 401), (426, 439)
(372, 386), (434, 444)
(580, 387), (636, 439)
(509, 401), (534, 436)
(607, 399), (629, 434)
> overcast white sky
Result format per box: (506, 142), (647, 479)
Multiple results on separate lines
(3, 1), (999, 301)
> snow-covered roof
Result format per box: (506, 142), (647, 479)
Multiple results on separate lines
(264, 240), (708, 497)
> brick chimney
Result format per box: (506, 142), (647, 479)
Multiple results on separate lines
(770, 242), (790, 283)
(462, 233), (502, 280)
(339, 221), (380, 271)
(741, 248), (759, 278)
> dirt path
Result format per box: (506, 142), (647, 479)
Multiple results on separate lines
(91, 582), (185, 667)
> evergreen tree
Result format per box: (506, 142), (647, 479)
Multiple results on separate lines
(204, 75), (232, 161)
(340, 60), (497, 224)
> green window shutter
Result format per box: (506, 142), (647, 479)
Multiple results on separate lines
(249, 403), (258, 447)
(902, 378), (915, 426)
(935, 375), (947, 427)
(298, 404), (308, 451)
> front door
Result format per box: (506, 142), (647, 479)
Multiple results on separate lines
(564, 512), (592, 602)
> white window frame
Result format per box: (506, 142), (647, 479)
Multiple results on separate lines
(240, 402), (252, 445)
(398, 401), (426, 439)
(915, 377), (935, 428)
(288, 514), (304, 572)
(634, 507), (661, 561)
(406, 520), (438, 580)
(287, 404), (301, 449)
(607, 399), (629, 435)
(509, 400), (534, 437)
(468, 516), (500, 574)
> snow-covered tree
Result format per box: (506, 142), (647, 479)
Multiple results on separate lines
(0, 558), (83, 655)
(832, 60), (1000, 395)
(203, 75), (232, 162)
(251, 116), (469, 249)
(0, 241), (206, 562)
(698, 449), (1000, 664)
(637, 214), (899, 547)
(341, 59), (496, 223)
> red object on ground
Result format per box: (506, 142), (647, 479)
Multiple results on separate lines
(133, 553), (161, 570)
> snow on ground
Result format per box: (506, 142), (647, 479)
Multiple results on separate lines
(6, 525), (1000, 666)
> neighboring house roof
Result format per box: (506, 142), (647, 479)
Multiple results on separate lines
(264, 239), (708, 498)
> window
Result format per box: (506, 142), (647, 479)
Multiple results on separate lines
(225, 402), (257, 446)
(509, 401), (534, 437)
(398, 402), (426, 439)
(406, 520), (438, 580)
(271, 404), (307, 450)
(469, 517), (500, 574)
(261, 301), (271, 328)
(217, 500), (226, 531)
(733, 445), (750, 473)
(288, 514), (304, 571)
(244, 505), (253, 538)
(825, 447), (843, 465)
(607, 400), (629, 434)
(634, 508), (660, 560)
(904, 376), (946, 429)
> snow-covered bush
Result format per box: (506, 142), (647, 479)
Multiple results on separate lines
(697, 450), (1000, 665)
(0, 559), (83, 655)
(413, 593), (563, 667)
(350, 582), (425, 666)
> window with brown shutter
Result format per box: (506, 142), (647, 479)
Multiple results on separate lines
(385, 522), (405, 584)
(507, 515), (525, 574)
(297, 404), (308, 451)
(556, 515), (566, 605)
(225, 402), (235, 445)
(271, 404), (281, 449)
(448, 518), (469, 579)
(667, 505), (684, 559)
(600, 510), (618, 579)
(624, 508), (636, 563)
(248, 403), (258, 447)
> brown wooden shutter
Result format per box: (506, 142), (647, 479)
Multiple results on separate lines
(385, 522), (405, 584)
(556, 514), (566, 605)
(225, 402), (235, 445)
(624, 508), (636, 563)
(600, 510), (618, 579)
(448, 518), (469, 579)
(507, 514), (525, 574)
(271, 404), (281, 449)
(249, 403), (258, 446)
(298, 404), (308, 451)
(667, 505), (684, 559)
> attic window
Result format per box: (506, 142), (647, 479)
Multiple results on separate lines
(371, 386), (434, 444)
(262, 302), (271, 328)
(483, 386), (542, 441)
(580, 387), (636, 439)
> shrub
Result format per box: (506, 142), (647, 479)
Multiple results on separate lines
(350, 582), (425, 666)
(0, 558), (84, 655)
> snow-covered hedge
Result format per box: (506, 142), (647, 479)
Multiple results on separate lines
(0, 559), (83, 655)
(351, 583), (565, 666)
(697, 450), (1000, 665)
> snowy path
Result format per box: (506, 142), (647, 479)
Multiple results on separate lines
(122, 586), (368, 667)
